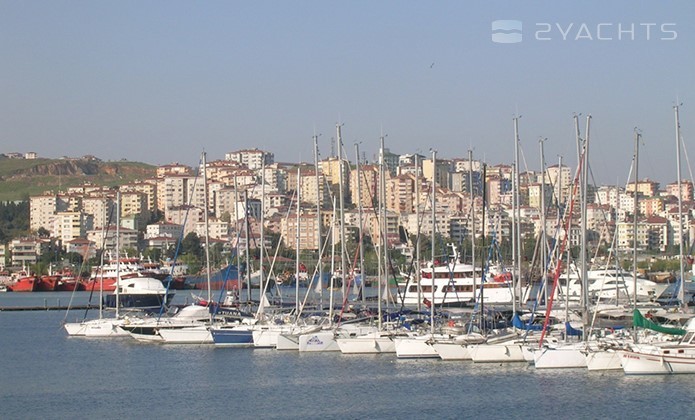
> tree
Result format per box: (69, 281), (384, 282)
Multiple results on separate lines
(181, 232), (203, 258)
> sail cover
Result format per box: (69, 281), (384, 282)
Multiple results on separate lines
(633, 309), (686, 336)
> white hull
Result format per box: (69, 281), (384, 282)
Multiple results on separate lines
(621, 346), (695, 374)
(431, 342), (471, 360)
(585, 349), (623, 371)
(336, 331), (403, 354)
(394, 335), (439, 359)
(299, 331), (340, 352)
(469, 343), (528, 363)
(533, 344), (587, 369)
(64, 318), (130, 337)
(157, 326), (213, 344)
(276, 333), (300, 351)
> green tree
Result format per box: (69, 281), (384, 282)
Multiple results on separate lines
(181, 232), (203, 259)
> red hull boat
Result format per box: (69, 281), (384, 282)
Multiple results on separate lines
(9, 276), (38, 292)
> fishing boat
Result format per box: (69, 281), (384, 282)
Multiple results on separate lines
(8, 274), (38, 292)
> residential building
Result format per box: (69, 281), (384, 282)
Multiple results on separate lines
(224, 148), (273, 170)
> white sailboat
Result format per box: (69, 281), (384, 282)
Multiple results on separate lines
(64, 192), (132, 337)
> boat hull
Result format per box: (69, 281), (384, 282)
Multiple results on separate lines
(211, 326), (254, 347)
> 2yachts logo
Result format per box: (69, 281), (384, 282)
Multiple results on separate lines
(492, 20), (677, 43)
(491, 20), (523, 43)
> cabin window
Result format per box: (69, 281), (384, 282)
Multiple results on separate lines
(408, 285), (438, 293)
(682, 332), (694, 343)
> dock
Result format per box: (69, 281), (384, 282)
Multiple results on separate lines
(0, 304), (96, 312)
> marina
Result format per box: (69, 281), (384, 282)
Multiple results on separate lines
(1, 291), (694, 419)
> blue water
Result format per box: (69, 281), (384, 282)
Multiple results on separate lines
(1, 293), (694, 419)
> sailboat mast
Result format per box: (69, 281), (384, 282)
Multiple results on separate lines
(675, 104), (686, 309)
(378, 136), (385, 329)
(296, 166), (301, 313)
(539, 138), (548, 308)
(115, 191), (121, 319)
(581, 116), (591, 339)
(512, 116), (520, 315)
(202, 152), (212, 306)
(469, 150), (476, 302)
(244, 190), (251, 303)
(98, 197), (106, 319)
(233, 176), (242, 302)
(314, 134), (323, 305)
(260, 152), (266, 302)
(415, 153), (421, 311)
(355, 142), (365, 306)
(430, 149), (437, 335)
(632, 129), (640, 318)
(336, 123), (347, 299)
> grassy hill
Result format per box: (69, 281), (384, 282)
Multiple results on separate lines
(0, 156), (156, 201)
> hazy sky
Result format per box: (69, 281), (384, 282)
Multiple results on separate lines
(2, 1), (694, 186)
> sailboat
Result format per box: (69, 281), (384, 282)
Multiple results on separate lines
(532, 115), (591, 369)
(64, 192), (133, 337)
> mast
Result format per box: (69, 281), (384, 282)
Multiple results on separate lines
(572, 113), (581, 322)
(378, 136), (386, 329)
(430, 149), (437, 335)
(480, 164), (487, 332)
(260, 152), (266, 304)
(581, 116), (591, 339)
(469, 150), (476, 303)
(415, 154), (421, 311)
(233, 176), (242, 302)
(295, 166), (301, 313)
(512, 116), (521, 315)
(115, 191), (121, 319)
(202, 152), (212, 308)
(381, 133), (390, 310)
(313, 134), (323, 306)
(98, 197), (107, 319)
(632, 129), (640, 319)
(244, 189), (251, 303)
(539, 138), (548, 307)
(675, 103), (686, 309)
(355, 142), (365, 306)
(336, 123), (347, 299)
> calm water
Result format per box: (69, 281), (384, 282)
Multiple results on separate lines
(1, 292), (694, 419)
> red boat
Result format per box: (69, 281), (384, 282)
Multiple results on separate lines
(56, 276), (84, 291)
(36, 275), (61, 292)
(9, 276), (38, 292)
(81, 277), (118, 292)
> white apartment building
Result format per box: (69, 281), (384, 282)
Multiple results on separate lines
(9, 237), (46, 267)
(86, 225), (139, 251)
(146, 222), (183, 240)
(280, 213), (321, 250)
(82, 196), (115, 230)
(224, 149), (274, 170)
(29, 194), (57, 232)
(545, 164), (572, 205)
(53, 211), (87, 244)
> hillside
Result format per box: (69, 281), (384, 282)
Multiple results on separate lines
(0, 156), (156, 201)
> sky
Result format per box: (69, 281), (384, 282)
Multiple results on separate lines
(1, 1), (694, 186)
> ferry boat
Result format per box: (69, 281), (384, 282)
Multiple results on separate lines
(399, 244), (514, 307)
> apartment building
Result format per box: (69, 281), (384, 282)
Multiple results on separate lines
(224, 148), (274, 170)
